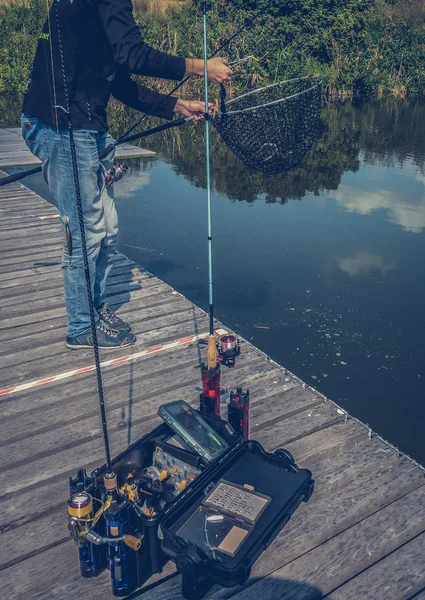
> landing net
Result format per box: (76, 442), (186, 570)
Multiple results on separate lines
(211, 76), (323, 174)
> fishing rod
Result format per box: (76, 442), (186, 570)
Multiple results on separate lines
(51, 1), (113, 474)
(0, 0), (275, 188)
(198, 0), (223, 418)
(202, 0), (215, 359)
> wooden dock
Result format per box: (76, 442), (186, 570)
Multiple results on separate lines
(0, 128), (155, 168)
(0, 172), (424, 600)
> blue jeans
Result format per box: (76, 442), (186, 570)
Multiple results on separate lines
(21, 114), (118, 336)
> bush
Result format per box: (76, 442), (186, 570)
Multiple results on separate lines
(0, 0), (424, 103)
(0, 0), (45, 95)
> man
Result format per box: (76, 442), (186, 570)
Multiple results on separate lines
(22, 0), (231, 350)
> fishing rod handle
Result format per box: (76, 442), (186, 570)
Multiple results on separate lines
(0, 165), (42, 187)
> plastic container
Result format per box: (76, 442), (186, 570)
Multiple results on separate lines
(160, 440), (314, 600)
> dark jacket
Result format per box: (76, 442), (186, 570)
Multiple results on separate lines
(23, 0), (186, 131)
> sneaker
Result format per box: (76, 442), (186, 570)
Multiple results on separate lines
(97, 303), (131, 332)
(66, 321), (136, 349)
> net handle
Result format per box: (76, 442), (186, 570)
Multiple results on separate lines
(224, 75), (321, 106)
(218, 76), (322, 116)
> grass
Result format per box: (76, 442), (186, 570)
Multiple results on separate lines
(132, 0), (189, 13)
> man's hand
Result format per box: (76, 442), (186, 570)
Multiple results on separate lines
(174, 99), (214, 121)
(185, 57), (233, 84)
(206, 57), (233, 84)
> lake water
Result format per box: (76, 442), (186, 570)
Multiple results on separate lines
(4, 98), (425, 465)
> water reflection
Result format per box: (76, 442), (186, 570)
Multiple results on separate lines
(332, 163), (425, 233)
(335, 251), (397, 277)
(113, 98), (425, 466)
(115, 98), (425, 209)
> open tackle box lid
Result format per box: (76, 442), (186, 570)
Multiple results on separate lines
(160, 440), (314, 599)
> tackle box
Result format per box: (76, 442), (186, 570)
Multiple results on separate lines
(69, 410), (313, 599)
(160, 440), (314, 599)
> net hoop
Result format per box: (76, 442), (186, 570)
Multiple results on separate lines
(210, 75), (323, 174)
(218, 76), (323, 116)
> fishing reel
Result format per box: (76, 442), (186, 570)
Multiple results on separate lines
(104, 160), (128, 188)
(68, 491), (96, 545)
(216, 334), (240, 368)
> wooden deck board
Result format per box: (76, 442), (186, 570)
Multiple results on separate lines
(0, 174), (424, 600)
(323, 531), (425, 600)
(0, 127), (155, 167)
(223, 486), (425, 600)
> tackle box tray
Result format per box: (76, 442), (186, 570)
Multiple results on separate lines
(160, 440), (313, 599)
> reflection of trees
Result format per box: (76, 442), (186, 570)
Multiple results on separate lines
(115, 97), (424, 205)
(133, 102), (362, 204)
(352, 98), (425, 172)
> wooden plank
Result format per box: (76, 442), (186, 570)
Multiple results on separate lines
(0, 345), (263, 444)
(0, 248), (63, 269)
(0, 272), (154, 311)
(0, 211), (56, 224)
(0, 267), (148, 303)
(0, 252), (134, 282)
(0, 227), (61, 244)
(0, 285), (174, 339)
(0, 257), (138, 288)
(225, 485), (425, 600)
(0, 310), (202, 364)
(0, 203), (52, 212)
(0, 238), (63, 255)
(0, 278), (162, 320)
(0, 305), (208, 387)
(0, 300), (191, 355)
(0, 261), (152, 300)
(323, 531), (425, 600)
(0, 267), (147, 300)
(252, 401), (345, 448)
(0, 256), (63, 274)
(0, 199), (41, 208)
(284, 418), (367, 465)
(0, 158), (41, 167)
(0, 291), (180, 341)
(0, 223), (59, 241)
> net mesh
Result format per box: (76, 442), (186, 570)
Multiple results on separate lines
(211, 76), (323, 174)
